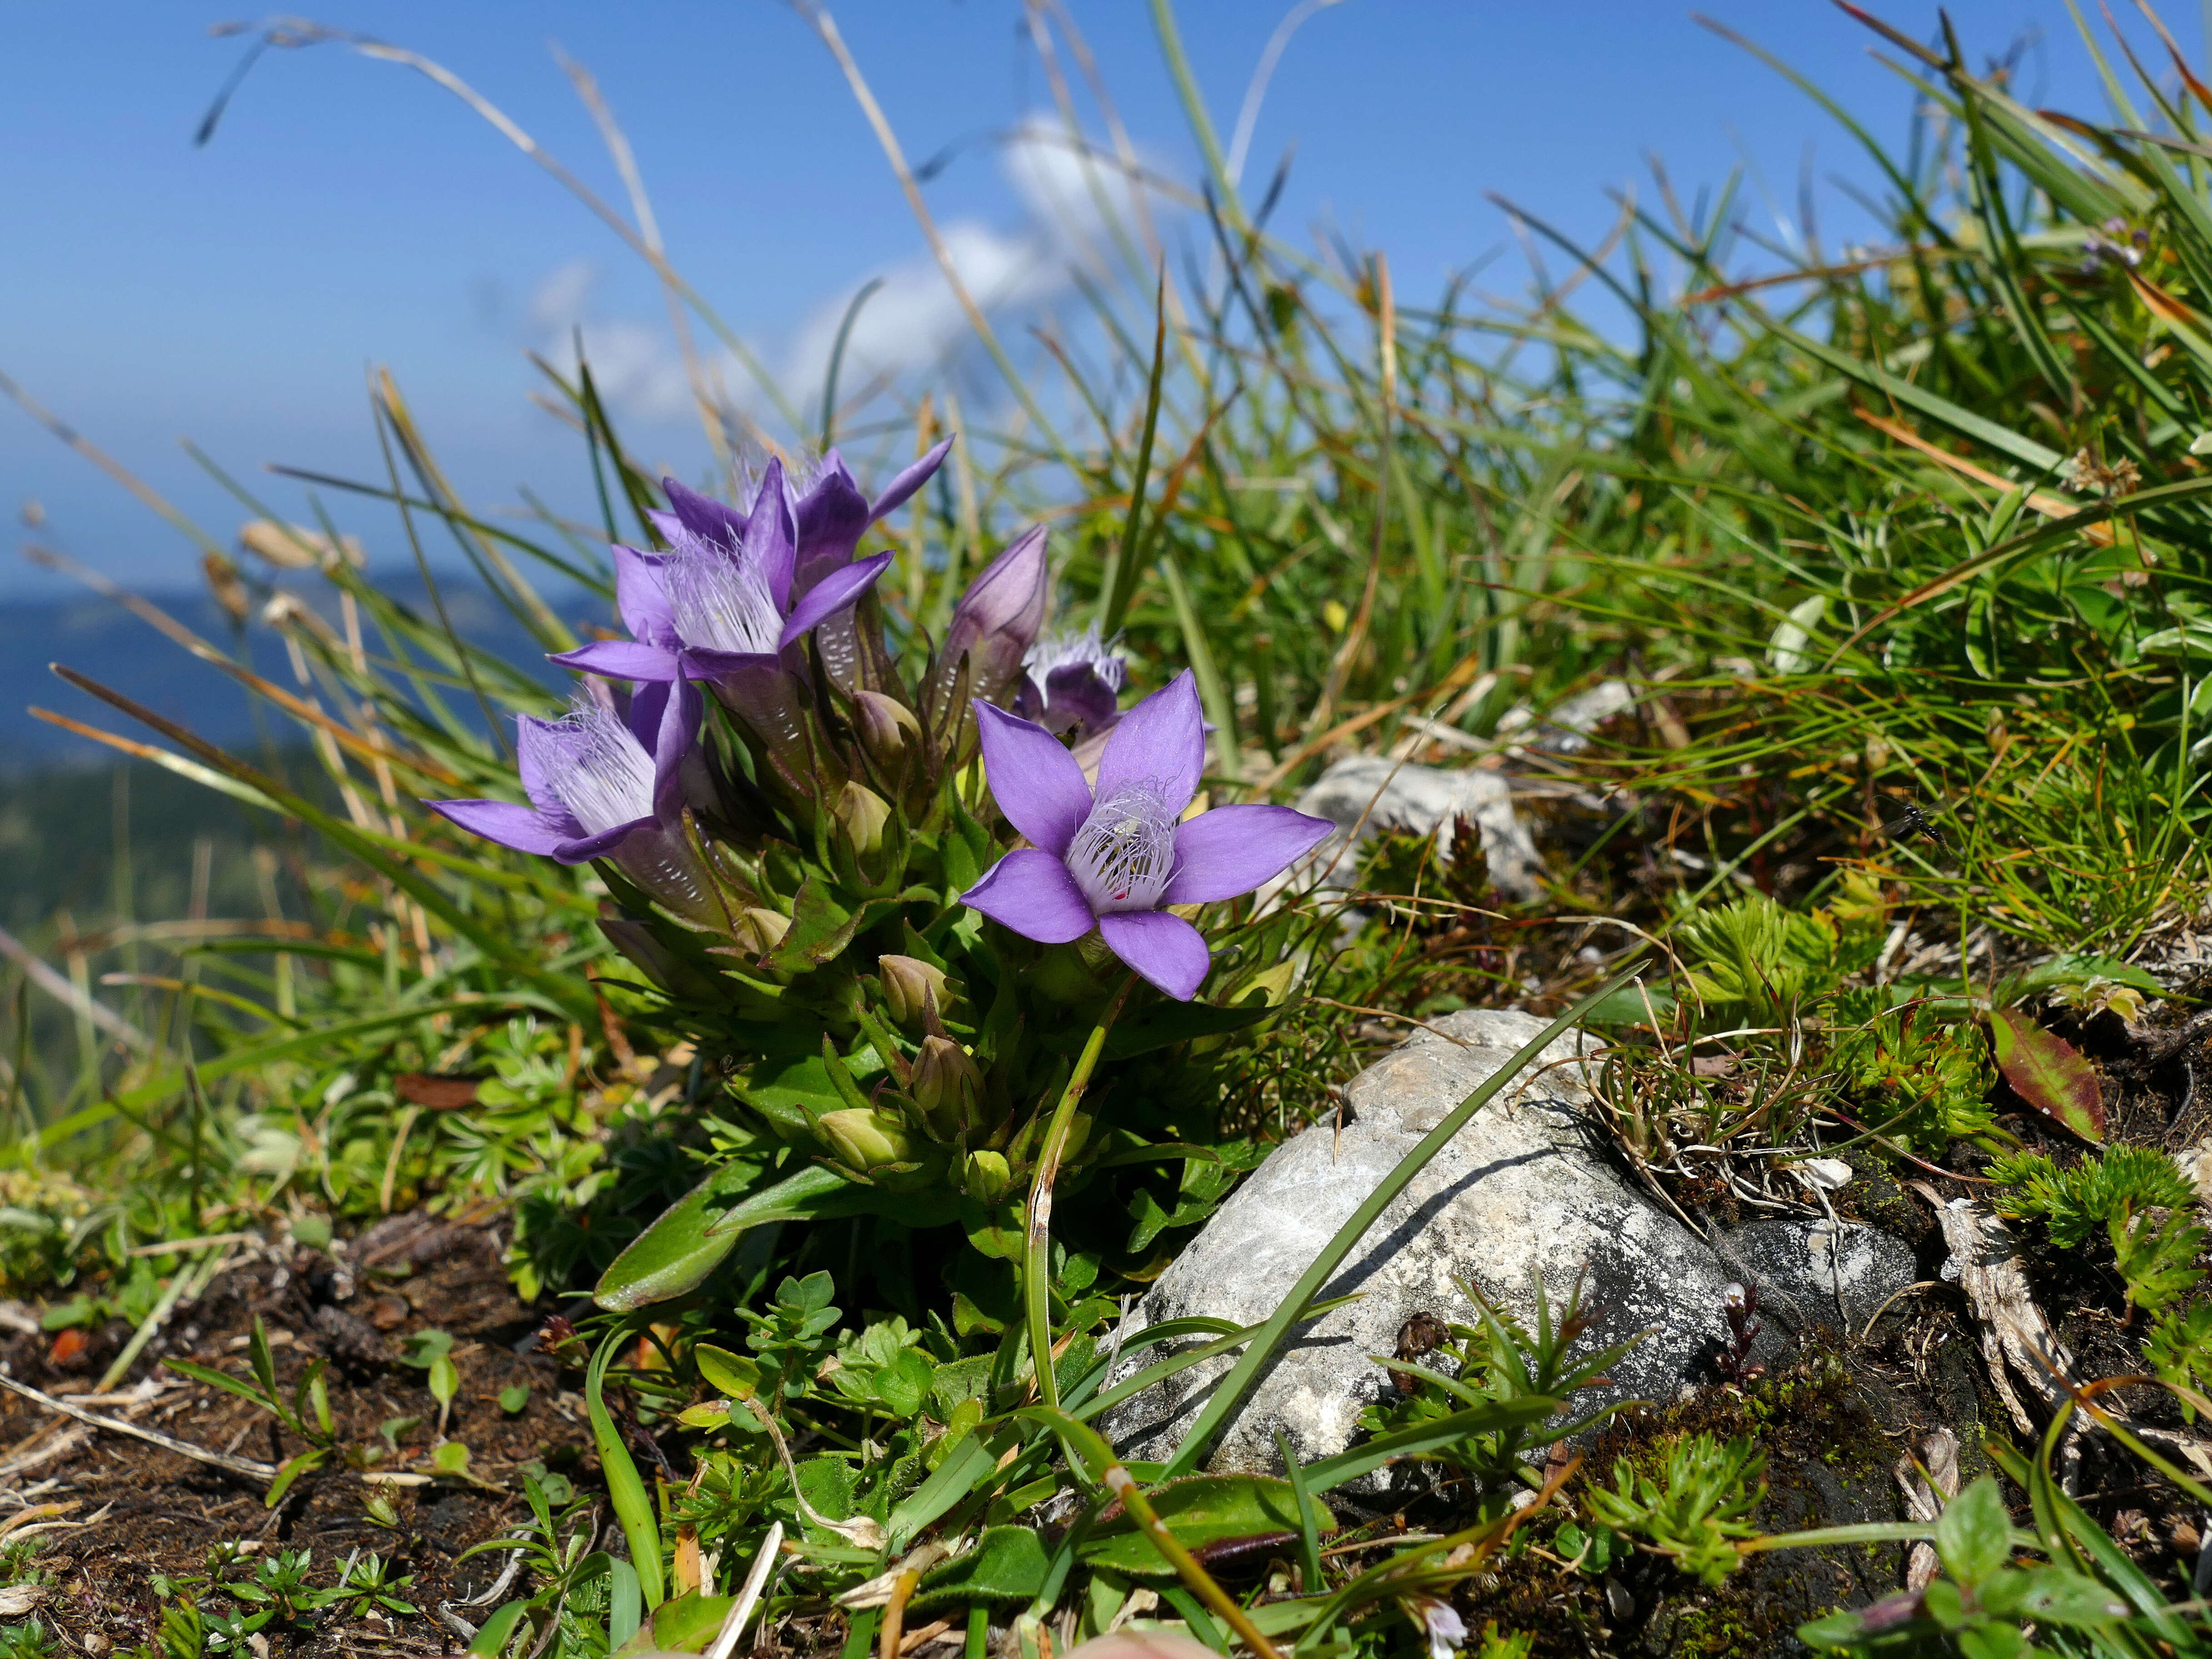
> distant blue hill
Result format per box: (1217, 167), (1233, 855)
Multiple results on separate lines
(2, 568), (578, 772)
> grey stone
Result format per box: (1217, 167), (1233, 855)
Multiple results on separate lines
(1290, 756), (1541, 901)
(1492, 679), (1637, 755)
(1714, 1217), (1920, 1335)
(1100, 1009), (1767, 1489)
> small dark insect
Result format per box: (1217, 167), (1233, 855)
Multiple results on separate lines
(1876, 799), (1945, 850)
(1392, 1310), (1451, 1394)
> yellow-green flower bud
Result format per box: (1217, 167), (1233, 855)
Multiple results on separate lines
(731, 907), (791, 956)
(878, 955), (953, 1029)
(818, 1108), (918, 1174)
(962, 1149), (1011, 1203)
(911, 1036), (984, 1139)
(853, 691), (923, 771)
(834, 781), (894, 860)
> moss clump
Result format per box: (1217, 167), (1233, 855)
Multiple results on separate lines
(1470, 1353), (1903, 1657)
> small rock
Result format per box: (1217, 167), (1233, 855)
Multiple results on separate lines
(1290, 756), (1541, 900)
(1785, 1157), (1855, 1193)
(1493, 679), (1637, 754)
(1716, 1217), (1919, 1333)
(364, 1294), (412, 1331)
(1100, 1010), (1770, 1491)
(313, 1302), (392, 1365)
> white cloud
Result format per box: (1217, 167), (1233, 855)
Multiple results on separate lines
(528, 261), (697, 423)
(526, 119), (1167, 437)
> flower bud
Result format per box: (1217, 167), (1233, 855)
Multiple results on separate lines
(962, 1149), (1011, 1203)
(853, 691), (923, 771)
(818, 1108), (918, 1174)
(911, 1036), (984, 1138)
(833, 781), (894, 860)
(878, 955), (953, 1029)
(935, 526), (1047, 705)
(731, 907), (791, 956)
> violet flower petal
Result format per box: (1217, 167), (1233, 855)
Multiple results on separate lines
(974, 702), (1094, 858)
(549, 639), (684, 682)
(1098, 910), (1211, 1000)
(961, 848), (1096, 944)
(553, 817), (655, 865)
(659, 477), (750, 548)
(791, 456), (871, 596)
(611, 545), (677, 644)
(636, 679), (702, 821)
(1092, 670), (1205, 813)
(679, 646), (780, 682)
(869, 436), (954, 523)
(777, 551), (893, 651)
(1161, 804), (1336, 905)
(746, 458), (798, 609)
(427, 798), (573, 857)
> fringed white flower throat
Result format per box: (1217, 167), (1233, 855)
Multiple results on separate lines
(548, 698), (658, 835)
(1067, 778), (1179, 913)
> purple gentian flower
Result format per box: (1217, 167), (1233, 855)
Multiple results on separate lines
(550, 445), (945, 688)
(424, 681), (718, 924)
(1014, 624), (1126, 738)
(960, 671), (1332, 1000)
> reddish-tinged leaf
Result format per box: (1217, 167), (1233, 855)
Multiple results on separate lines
(396, 1074), (481, 1110)
(1990, 1007), (2104, 1144)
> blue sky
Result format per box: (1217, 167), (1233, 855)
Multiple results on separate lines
(0, 0), (2174, 597)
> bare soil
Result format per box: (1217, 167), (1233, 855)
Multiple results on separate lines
(1, 1210), (600, 1655)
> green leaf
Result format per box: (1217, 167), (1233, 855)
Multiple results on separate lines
(762, 877), (860, 972)
(247, 1317), (278, 1401)
(398, 1329), (455, 1369)
(498, 1383), (529, 1414)
(432, 1440), (473, 1475)
(588, 1320), (665, 1609)
(912, 1525), (1050, 1611)
(608, 1559), (642, 1651)
(466, 1600), (530, 1659)
(1296, 1396), (1563, 1493)
(875, 1349), (936, 1418)
(1956, 1624), (2033, 1659)
(693, 1344), (761, 1401)
(264, 1447), (328, 1508)
(887, 1425), (1006, 1548)
(596, 1161), (869, 1312)
(1078, 1475), (1331, 1577)
(161, 1357), (274, 1411)
(1935, 1475), (2014, 1589)
(615, 1592), (734, 1656)
(428, 1354), (461, 1410)
(1990, 1008), (2104, 1144)
(2011, 1566), (2130, 1628)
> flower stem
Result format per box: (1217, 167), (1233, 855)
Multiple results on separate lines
(1025, 974), (1137, 1410)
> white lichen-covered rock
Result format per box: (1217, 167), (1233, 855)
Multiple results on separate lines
(1290, 757), (1541, 900)
(1100, 1009), (1756, 1487)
